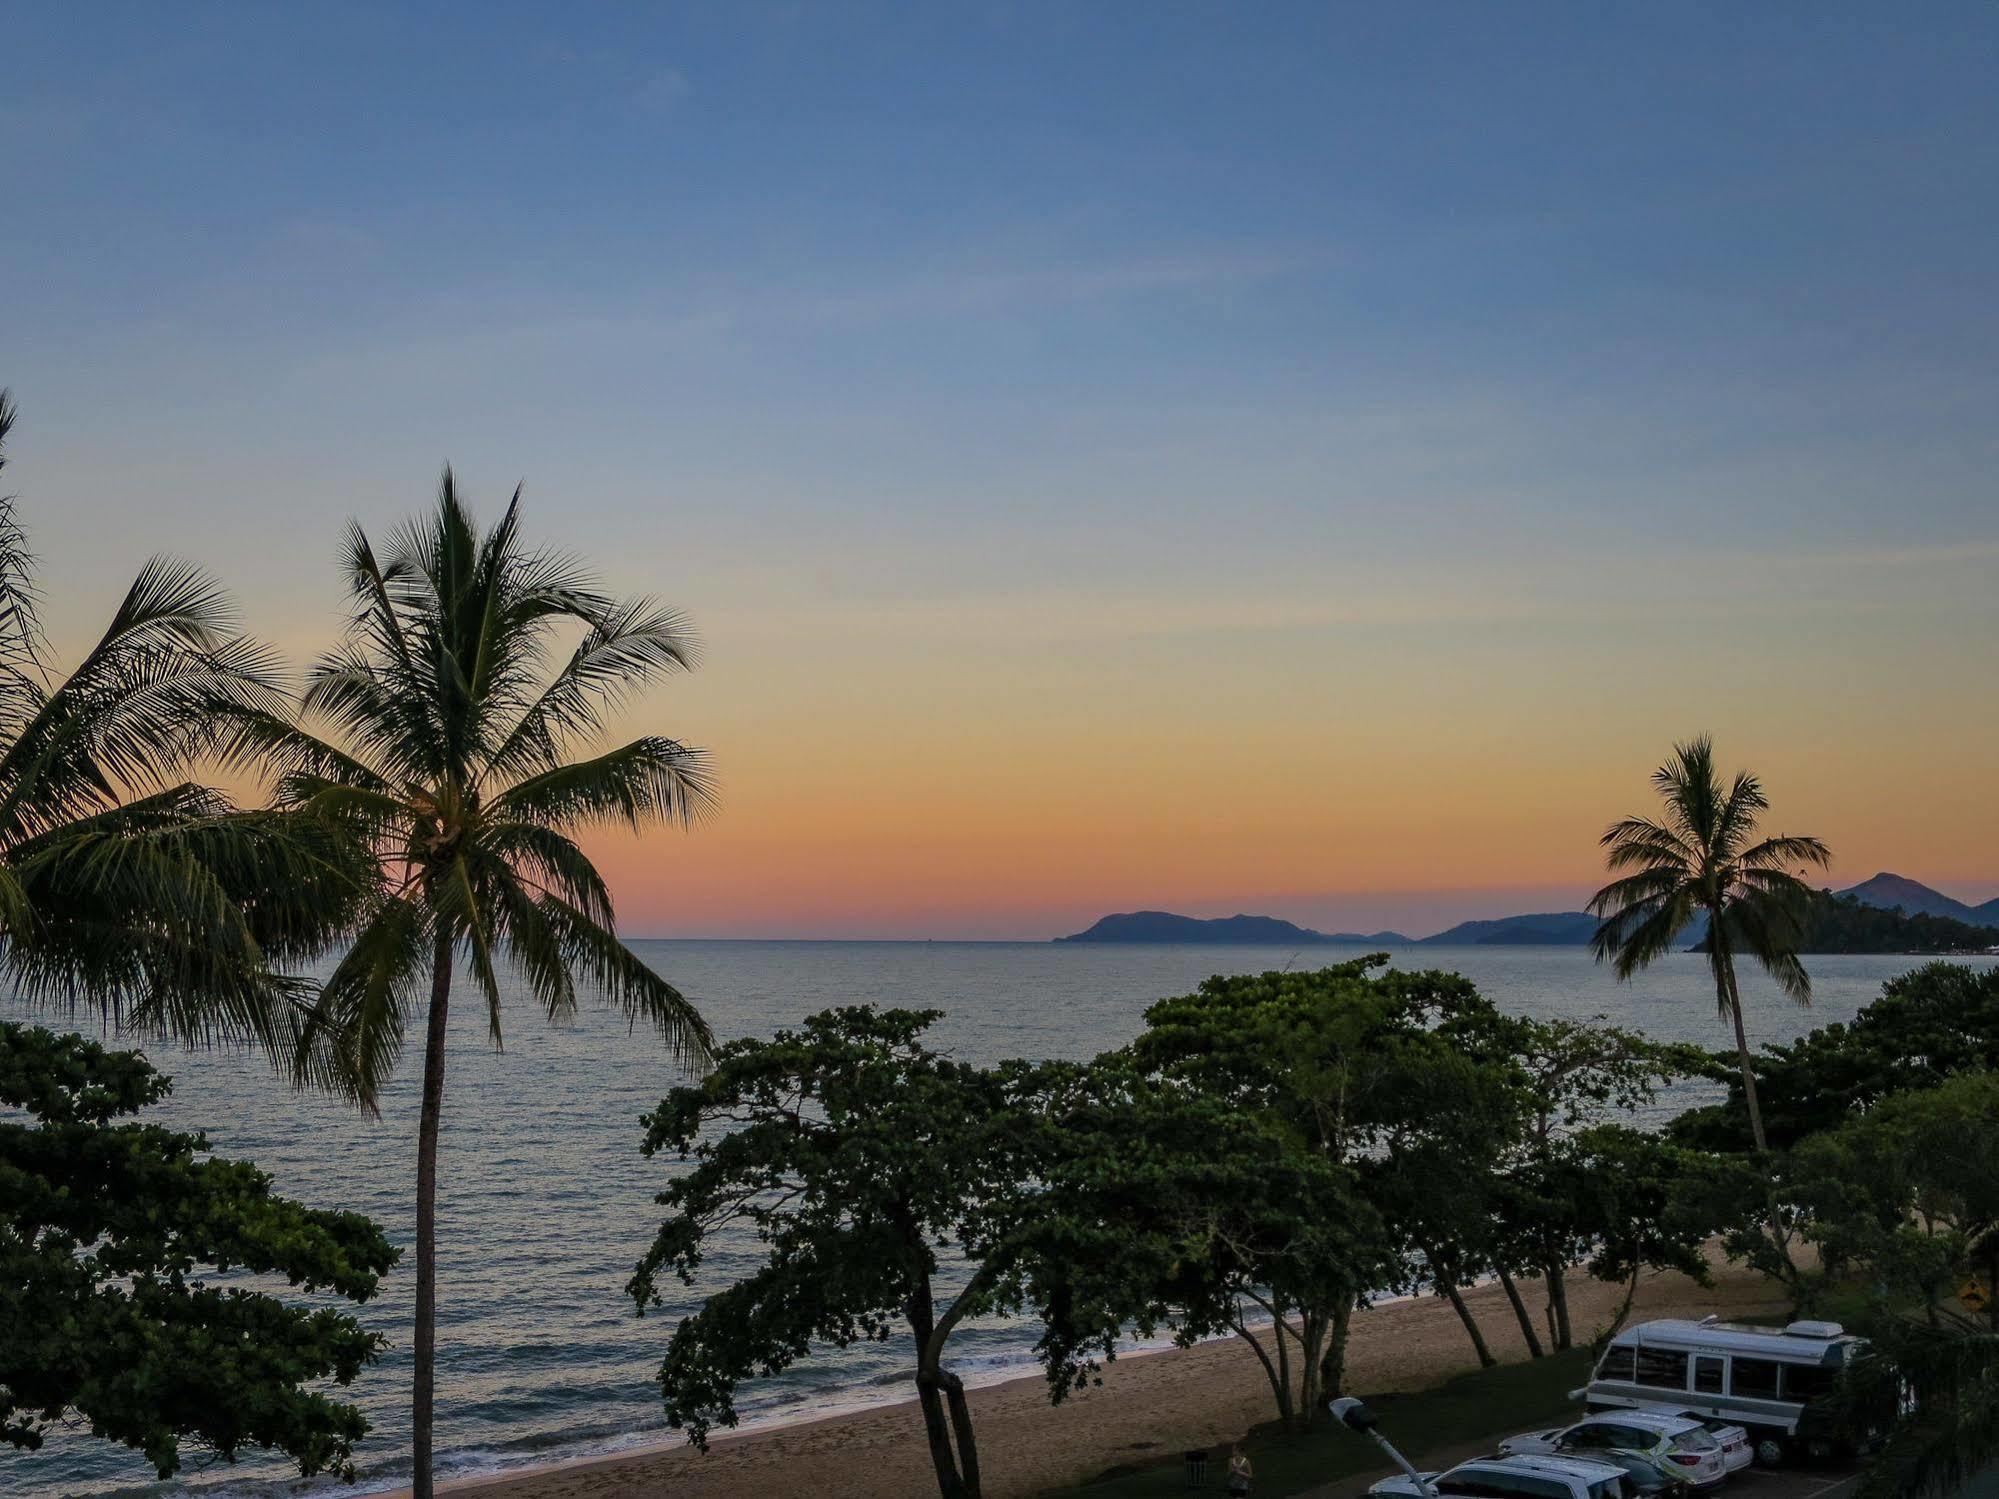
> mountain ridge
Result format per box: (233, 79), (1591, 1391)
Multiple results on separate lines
(1842, 872), (1999, 926)
(1052, 872), (1995, 946)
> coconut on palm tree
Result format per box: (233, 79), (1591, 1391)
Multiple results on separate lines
(0, 389), (363, 1055)
(220, 472), (715, 1499)
(1587, 735), (1830, 1153)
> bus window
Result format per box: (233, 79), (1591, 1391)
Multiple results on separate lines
(1694, 1356), (1725, 1394)
(1634, 1347), (1689, 1389)
(1732, 1358), (1780, 1399)
(1596, 1346), (1637, 1382)
(1782, 1365), (1837, 1402)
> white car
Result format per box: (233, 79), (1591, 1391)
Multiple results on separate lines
(1668, 1413), (1754, 1474)
(1500, 1412), (1728, 1488)
(1369, 1452), (1635, 1498)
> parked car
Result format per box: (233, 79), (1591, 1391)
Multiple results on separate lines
(1369, 1452), (1635, 1498)
(1666, 1413), (1754, 1474)
(1587, 1448), (1698, 1495)
(1571, 1316), (1866, 1465)
(1499, 1412), (1727, 1488)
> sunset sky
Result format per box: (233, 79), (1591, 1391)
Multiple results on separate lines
(6, 5), (1996, 937)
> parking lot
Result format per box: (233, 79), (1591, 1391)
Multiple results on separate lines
(1312, 1455), (1864, 1498)
(1721, 1468), (1862, 1499)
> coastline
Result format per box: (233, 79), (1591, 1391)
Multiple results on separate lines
(388, 1255), (1791, 1499)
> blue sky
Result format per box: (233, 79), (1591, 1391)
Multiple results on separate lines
(4, 3), (1996, 935)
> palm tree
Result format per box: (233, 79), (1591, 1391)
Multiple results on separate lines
(0, 389), (362, 1055)
(1587, 736), (1830, 1154)
(220, 472), (715, 1499)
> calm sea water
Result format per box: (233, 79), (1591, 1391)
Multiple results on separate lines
(7, 941), (1992, 1499)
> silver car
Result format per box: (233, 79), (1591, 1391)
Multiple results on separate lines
(1500, 1412), (1728, 1488)
(1369, 1452), (1634, 1498)
(1667, 1413), (1754, 1473)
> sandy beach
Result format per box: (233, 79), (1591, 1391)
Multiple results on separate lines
(407, 1258), (1791, 1499)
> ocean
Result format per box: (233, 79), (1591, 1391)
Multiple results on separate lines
(6, 941), (1991, 1499)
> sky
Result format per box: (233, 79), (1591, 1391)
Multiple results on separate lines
(3, 3), (1996, 938)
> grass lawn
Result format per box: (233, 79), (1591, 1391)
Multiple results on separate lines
(1052, 1346), (1597, 1497)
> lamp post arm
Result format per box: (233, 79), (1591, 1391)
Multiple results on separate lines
(1367, 1429), (1438, 1497)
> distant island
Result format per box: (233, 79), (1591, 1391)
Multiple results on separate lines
(1053, 909), (1583, 946)
(1054, 873), (1999, 950)
(1053, 912), (1413, 945)
(1416, 912), (1600, 946)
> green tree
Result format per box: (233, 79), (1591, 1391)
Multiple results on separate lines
(0, 1022), (396, 1480)
(1124, 957), (1498, 1419)
(1484, 1016), (1712, 1349)
(0, 391), (363, 1066)
(1673, 963), (1999, 1154)
(1028, 1052), (1390, 1430)
(1835, 1318), (1999, 1498)
(220, 474), (715, 1499)
(1588, 735), (1830, 1153)
(1369, 1046), (1523, 1370)
(1774, 1071), (1999, 1322)
(1804, 1079), (1999, 1492)
(1562, 1124), (1714, 1342)
(630, 1008), (1049, 1499)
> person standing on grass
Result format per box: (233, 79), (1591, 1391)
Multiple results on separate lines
(1228, 1443), (1254, 1496)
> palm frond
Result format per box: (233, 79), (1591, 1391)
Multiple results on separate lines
(1654, 735), (1723, 852)
(211, 705), (397, 797)
(1735, 833), (1832, 873)
(1722, 893), (1815, 1005)
(0, 391), (49, 736)
(1712, 769), (1770, 860)
(1587, 867), (1689, 918)
(507, 888), (713, 1068)
(493, 736), (715, 830)
(1591, 888), (1696, 976)
(1600, 815), (1698, 873)
(482, 821), (616, 927)
(298, 896), (432, 1108)
(0, 576), (287, 836)
(484, 597), (700, 785)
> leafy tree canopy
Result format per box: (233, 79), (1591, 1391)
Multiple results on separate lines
(0, 1023), (397, 1480)
(1673, 963), (1999, 1153)
(631, 1007), (1051, 1499)
(1025, 1051), (1388, 1427)
(1117, 958), (1523, 1417)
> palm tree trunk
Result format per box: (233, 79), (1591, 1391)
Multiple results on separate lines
(412, 929), (453, 1499)
(1712, 929), (1770, 1153)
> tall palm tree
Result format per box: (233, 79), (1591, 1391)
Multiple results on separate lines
(0, 389), (362, 1056)
(220, 472), (715, 1499)
(1587, 735), (1830, 1153)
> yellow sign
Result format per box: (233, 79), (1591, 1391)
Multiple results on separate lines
(1960, 1280), (1990, 1313)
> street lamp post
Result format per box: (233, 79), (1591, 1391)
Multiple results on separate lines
(1330, 1396), (1438, 1497)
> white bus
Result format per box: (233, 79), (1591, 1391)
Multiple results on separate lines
(1572, 1317), (1867, 1465)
